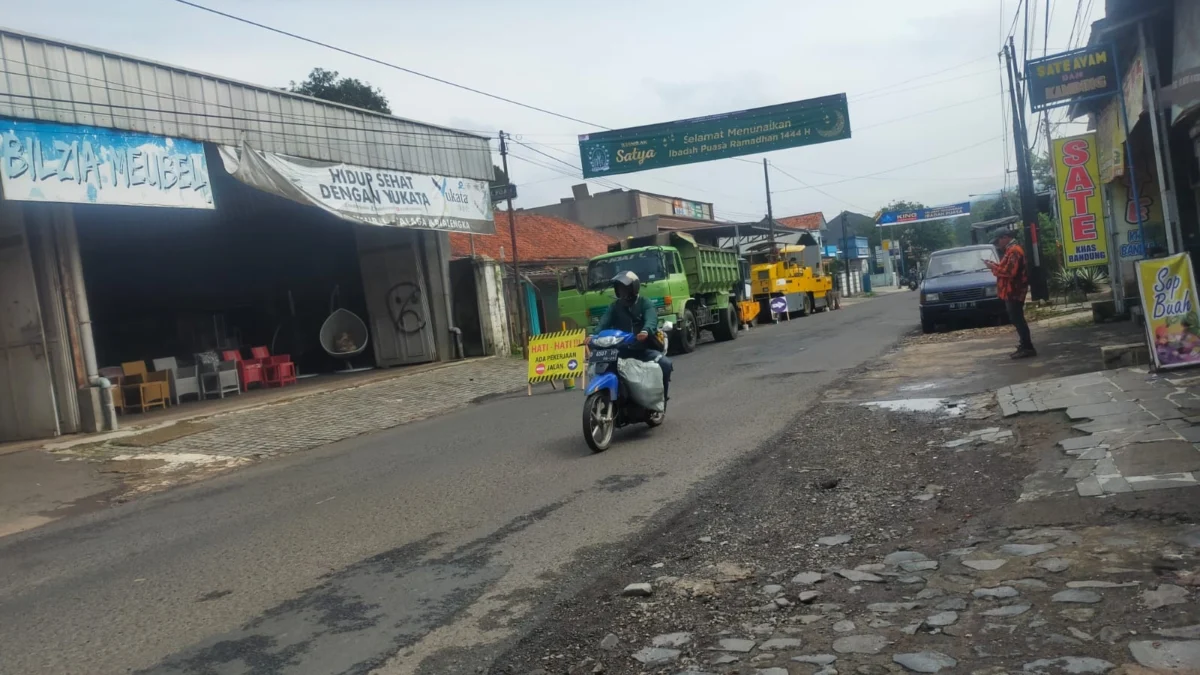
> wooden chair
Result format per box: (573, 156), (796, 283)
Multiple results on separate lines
(120, 360), (170, 413)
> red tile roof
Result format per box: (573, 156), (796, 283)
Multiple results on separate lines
(777, 212), (826, 231)
(449, 211), (615, 264)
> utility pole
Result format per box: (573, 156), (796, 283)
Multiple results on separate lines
(1003, 39), (1049, 301)
(1041, 115), (1062, 239)
(763, 158), (777, 261)
(1139, 22), (1181, 254)
(498, 131), (528, 356)
(841, 212), (851, 296)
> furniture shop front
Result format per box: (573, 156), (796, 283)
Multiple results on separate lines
(0, 118), (476, 438)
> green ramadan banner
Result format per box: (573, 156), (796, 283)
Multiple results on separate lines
(578, 94), (851, 178)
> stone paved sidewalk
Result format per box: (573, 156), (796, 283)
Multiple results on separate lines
(998, 368), (1200, 498)
(617, 523), (1200, 675)
(619, 521), (1200, 672)
(64, 357), (528, 461)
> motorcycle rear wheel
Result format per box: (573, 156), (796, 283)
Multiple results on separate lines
(583, 391), (614, 453)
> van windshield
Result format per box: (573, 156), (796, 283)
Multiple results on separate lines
(926, 248), (997, 278)
(587, 252), (664, 290)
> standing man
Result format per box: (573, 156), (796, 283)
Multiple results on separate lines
(985, 230), (1035, 359)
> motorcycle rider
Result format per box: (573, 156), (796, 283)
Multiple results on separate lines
(590, 271), (673, 404)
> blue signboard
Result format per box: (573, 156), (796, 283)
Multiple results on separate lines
(876, 202), (970, 226)
(0, 120), (213, 209)
(846, 236), (870, 259)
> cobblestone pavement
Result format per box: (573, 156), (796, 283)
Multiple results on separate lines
(491, 371), (1200, 675)
(600, 522), (1200, 675)
(66, 357), (528, 461)
(998, 368), (1200, 498)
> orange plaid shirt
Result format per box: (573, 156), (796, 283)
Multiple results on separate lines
(991, 243), (1028, 301)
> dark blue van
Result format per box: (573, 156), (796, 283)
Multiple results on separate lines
(919, 245), (1004, 334)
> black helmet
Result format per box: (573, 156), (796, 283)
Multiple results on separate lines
(612, 271), (641, 303)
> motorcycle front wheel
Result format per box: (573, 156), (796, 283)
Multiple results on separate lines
(583, 391), (615, 453)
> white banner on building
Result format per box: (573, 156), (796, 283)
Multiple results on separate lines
(0, 120), (214, 209)
(219, 144), (495, 234)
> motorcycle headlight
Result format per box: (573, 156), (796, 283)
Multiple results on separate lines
(923, 292), (940, 303)
(984, 285), (998, 297)
(592, 335), (623, 348)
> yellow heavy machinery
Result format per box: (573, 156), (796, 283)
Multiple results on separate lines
(750, 244), (837, 319)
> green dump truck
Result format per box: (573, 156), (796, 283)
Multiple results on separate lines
(558, 232), (742, 353)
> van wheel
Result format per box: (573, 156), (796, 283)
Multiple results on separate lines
(921, 317), (936, 334)
(713, 306), (738, 341)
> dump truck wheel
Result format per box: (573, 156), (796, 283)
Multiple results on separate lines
(676, 308), (699, 353)
(713, 306), (738, 342)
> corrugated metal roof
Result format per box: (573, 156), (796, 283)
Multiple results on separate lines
(0, 28), (493, 180)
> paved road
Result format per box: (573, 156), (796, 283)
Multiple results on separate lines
(0, 293), (918, 675)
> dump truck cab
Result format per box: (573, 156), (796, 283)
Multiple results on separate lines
(558, 232), (742, 353)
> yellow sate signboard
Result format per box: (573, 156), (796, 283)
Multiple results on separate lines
(527, 329), (586, 384)
(1136, 253), (1200, 370)
(1053, 133), (1110, 269)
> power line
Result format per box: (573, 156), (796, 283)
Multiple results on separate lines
(170, 0), (609, 130)
(1075, 0), (1094, 50)
(1044, 0), (1054, 58)
(510, 139), (766, 218)
(998, 52), (1013, 194)
(851, 68), (998, 103)
(847, 55), (994, 99)
(766, 164), (1005, 184)
(854, 92), (1001, 132)
(168, 0), (1008, 218)
(1006, 0), (1028, 42)
(524, 89), (1004, 147)
(769, 164), (871, 213)
(773, 135), (1005, 194)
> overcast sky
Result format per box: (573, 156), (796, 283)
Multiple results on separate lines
(4, 0), (1102, 222)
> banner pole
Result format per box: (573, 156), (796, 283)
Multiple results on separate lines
(1114, 43), (1149, 263)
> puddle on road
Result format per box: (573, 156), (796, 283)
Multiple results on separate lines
(898, 381), (940, 392)
(862, 398), (966, 417)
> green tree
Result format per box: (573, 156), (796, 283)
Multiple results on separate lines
(877, 200), (953, 272)
(1030, 151), (1055, 193)
(290, 68), (392, 115)
(948, 195), (1016, 246)
(491, 164), (508, 189)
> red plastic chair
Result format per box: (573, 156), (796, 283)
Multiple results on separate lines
(222, 349), (265, 391)
(251, 346), (297, 387)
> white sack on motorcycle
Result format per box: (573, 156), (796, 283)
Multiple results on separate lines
(617, 358), (666, 413)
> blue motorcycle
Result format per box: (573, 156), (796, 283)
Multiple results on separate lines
(582, 323), (670, 453)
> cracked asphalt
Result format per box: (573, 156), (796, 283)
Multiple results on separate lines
(0, 293), (918, 675)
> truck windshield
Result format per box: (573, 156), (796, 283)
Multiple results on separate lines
(587, 252), (664, 290)
(926, 248), (997, 278)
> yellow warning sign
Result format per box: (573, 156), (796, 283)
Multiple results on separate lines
(527, 329), (587, 384)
